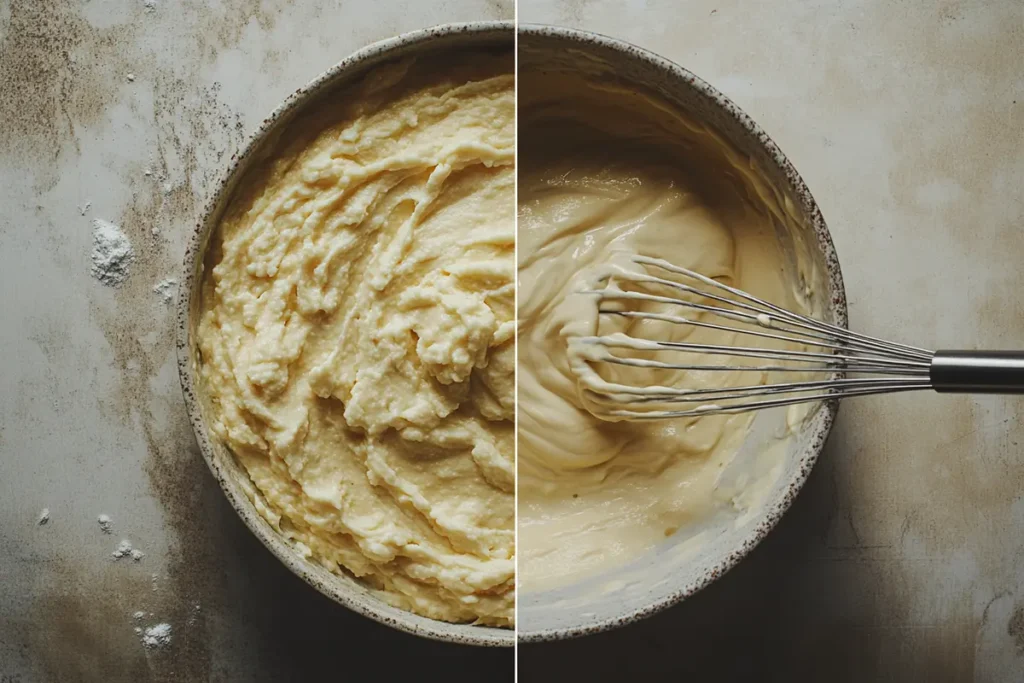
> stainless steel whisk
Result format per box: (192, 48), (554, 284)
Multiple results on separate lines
(575, 255), (1024, 420)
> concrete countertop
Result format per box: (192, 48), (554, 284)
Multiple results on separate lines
(518, 1), (1024, 681)
(2, 0), (1023, 680)
(0, 1), (513, 681)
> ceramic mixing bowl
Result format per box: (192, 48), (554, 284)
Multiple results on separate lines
(177, 22), (514, 647)
(516, 24), (847, 643)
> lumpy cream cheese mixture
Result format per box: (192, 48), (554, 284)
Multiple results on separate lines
(197, 52), (514, 625)
(517, 71), (816, 592)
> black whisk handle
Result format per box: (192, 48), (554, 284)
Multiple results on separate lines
(930, 351), (1024, 393)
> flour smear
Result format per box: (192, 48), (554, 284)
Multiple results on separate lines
(90, 219), (135, 287)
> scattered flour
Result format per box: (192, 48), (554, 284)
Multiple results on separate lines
(91, 219), (135, 287)
(132, 611), (146, 621)
(126, 73), (135, 82)
(38, 508), (50, 525)
(98, 513), (113, 533)
(143, 0), (158, 12)
(78, 201), (91, 216)
(141, 623), (172, 649)
(112, 539), (143, 561)
(153, 278), (177, 304)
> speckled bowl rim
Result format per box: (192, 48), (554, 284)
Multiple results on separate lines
(176, 21), (515, 648)
(516, 24), (848, 643)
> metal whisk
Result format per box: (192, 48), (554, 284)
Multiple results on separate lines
(572, 254), (1024, 420)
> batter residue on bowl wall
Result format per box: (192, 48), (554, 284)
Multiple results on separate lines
(196, 51), (514, 626)
(517, 70), (817, 593)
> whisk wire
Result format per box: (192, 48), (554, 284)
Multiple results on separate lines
(584, 334), (931, 370)
(597, 305), (928, 363)
(602, 384), (931, 420)
(635, 255), (933, 359)
(587, 376), (934, 403)
(576, 255), (938, 419)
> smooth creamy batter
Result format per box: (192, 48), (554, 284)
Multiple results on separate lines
(518, 72), (815, 592)
(197, 52), (514, 625)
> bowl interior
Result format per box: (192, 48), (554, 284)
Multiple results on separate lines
(177, 23), (515, 647)
(517, 26), (846, 641)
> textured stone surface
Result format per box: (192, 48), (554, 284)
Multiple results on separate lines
(518, 1), (1024, 681)
(0, 1), (513, 681)
(4, 0), (1024, 679)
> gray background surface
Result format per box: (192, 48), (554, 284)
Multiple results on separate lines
(518, 1), (1024, 681)
(0, 1), (513, 681)
(2, 0), (1024, 681)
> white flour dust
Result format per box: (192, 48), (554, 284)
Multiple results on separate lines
(90, 219), (135, 287)
(141, 622), (172, 649)
(112, 538), (144, 561)
(153, 278), (177, 304)
(98, 513), (113, 533)
(37, 508), (50, 525)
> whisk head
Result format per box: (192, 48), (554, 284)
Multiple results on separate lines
(569, 255), (935, 420)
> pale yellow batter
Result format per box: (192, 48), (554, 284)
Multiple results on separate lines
(518, 72), (814, 592)
(197, 52), (514, 625)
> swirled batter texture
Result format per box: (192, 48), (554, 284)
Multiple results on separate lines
(197, 53), (514, 625)
(518, 72), (814, 592)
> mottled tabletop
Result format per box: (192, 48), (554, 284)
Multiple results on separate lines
(518, 1), (1024, 682)
(0, 1), (513, 681)
(2, 0), (1024, 681)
